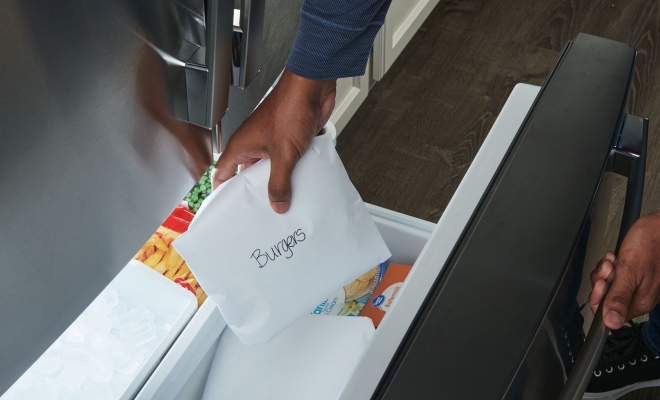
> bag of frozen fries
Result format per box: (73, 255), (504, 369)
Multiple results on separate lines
(134, 205), (208, 306)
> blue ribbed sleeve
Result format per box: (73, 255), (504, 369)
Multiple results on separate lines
(285, 0), (393, 80)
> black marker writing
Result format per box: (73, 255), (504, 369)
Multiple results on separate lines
(251, 228), (307, 268)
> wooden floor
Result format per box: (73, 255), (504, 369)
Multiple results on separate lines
(336, 0), (660, 399)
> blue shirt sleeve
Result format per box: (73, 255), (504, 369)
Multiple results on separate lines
(285, 0), (393, 80)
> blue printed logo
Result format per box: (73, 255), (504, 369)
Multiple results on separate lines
(372, 295), (385, 307)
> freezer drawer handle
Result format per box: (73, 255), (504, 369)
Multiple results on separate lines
(557, 114), (649, 400)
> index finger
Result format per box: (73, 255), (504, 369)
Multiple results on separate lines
(602, 266), (632, 330)
(590, 256), (614, 288)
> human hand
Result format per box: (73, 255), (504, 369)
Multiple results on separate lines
(590, 210), (660, 329)
(212, 69), (336, 214)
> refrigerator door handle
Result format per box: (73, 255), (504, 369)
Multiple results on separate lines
(558, 114), (649, 400)
(143, 0), (234, 130)
(231, 0), (266, 89)
(190, 0), (234, 130)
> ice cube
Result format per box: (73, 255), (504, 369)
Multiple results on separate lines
(121, 318), (158, 349)
(69, 389), (86, 400)
(63, 319), (88, 343)
(59, 340), (92, 367)
(111, 346), (144, 375)
(110, 314), (121, 330)
(113, 302), (128, 317)
(89, 332), (121, 355)
(119, 304), (154, 327)
(26, 375), (58, 400)
(89, 382), (113, 400)
(101, 286), (119, 309)
(119, 304), (157, 349)
(85, 313), (112, 335)
(56, 364), (87, 391)
(156, 314), (178, 339)
(112, 373), (134, 398)
(56, 383), (74, 400)
(88, 291), (114, 317)
(87, 354), (113, 384)
(68, 378), (96, 400)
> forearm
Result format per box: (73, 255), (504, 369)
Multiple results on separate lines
(285, 0), (393, 80)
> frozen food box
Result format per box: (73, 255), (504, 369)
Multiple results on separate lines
(360, 264), (412, 327)
(311, 263), (386, 316)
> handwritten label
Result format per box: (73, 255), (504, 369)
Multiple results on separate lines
(251, 229), (306, 268)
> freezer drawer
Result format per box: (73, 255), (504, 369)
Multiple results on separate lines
(134, 83), (539, 400)
(136, 203), (435, 399)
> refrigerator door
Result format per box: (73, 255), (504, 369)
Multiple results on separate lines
(0, 0), (233, 394)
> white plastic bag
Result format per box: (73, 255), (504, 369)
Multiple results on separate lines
(173, 134), (391, 344)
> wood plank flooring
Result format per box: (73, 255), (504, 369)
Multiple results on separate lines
(338, 0), (660, 221)
(336, 0), (660, 398)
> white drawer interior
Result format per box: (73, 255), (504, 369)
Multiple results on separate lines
(137, 205), (434, 400)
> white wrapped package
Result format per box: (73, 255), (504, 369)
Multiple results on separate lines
(174, 134), (391, 345)
(202, 316), (375, 400)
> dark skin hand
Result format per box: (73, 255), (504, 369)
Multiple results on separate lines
(212, 69), (337, 213)
(590, 209), (660, 329)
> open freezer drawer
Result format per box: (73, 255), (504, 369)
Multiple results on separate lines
(134, 79), (541, 400)
(138, 34), (643, 400)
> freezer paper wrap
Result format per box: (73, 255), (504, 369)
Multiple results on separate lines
(174, 134), (391, 344)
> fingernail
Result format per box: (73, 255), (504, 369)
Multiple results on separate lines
(272, 201), (289, 214)
(605, 310), (624, 327)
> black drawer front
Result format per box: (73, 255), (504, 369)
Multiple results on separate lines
(375, 33), (636, 400)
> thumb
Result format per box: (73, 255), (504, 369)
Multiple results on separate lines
(268, 147), (299, 214)
(213, 152), (240, 190)
(602, 270), (635, 329)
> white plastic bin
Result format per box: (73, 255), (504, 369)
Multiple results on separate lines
(1, 261), (197, 400)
